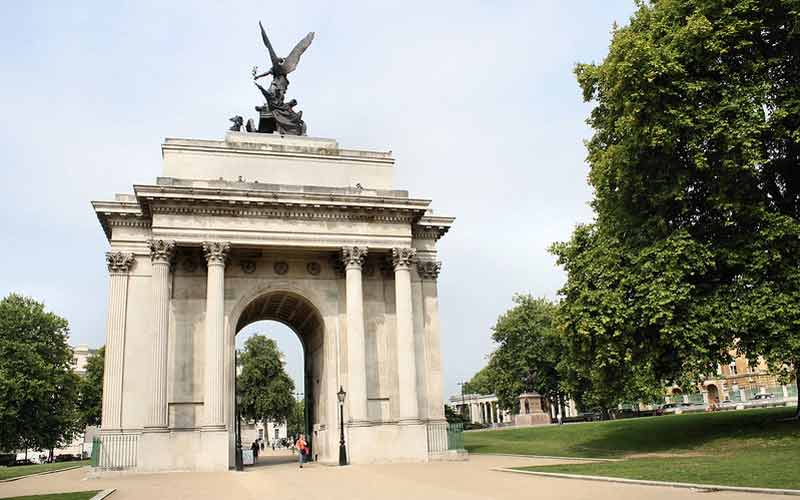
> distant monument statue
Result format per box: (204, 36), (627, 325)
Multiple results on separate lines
(248, 22), (314, 136)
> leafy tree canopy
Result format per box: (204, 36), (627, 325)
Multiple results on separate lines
(489, 295), (566, 412)
(552, 0), (800, 413)
(464, 365), (495, 396)
(237, 335), (295, 424)
(286, 399), (305, 438)
(0, 293), (80, 452)
(78, 346), (104, 428)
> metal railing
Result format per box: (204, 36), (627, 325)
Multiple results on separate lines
(446, 423), (464, 451)
(91, 433), (139, 470)
(426, 421), (448, 454)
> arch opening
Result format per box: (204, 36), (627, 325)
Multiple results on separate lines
(229, 290), (327, 468)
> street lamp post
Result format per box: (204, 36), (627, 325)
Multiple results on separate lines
(235, 393), (243, 470)
(458, 381), (467, 420)
(337, 386), (348, 466)
(235, 350), (243, 471)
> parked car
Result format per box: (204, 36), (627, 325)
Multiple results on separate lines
(752, 393), (775, 401)
(660, 403), (679, 414)
(578, 411), (601, 422)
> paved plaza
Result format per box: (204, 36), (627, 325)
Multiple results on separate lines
(0, 452), (777, 500)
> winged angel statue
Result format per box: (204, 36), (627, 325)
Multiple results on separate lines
(252, 22), (315, 135)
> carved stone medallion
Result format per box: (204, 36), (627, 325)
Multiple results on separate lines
(274, 261), (289, 275)
(241, 260), (257, 274)
(306, 262), (321, 276)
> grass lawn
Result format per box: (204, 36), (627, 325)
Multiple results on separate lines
(0, 460), (90, 481)
(0, 493), (98, 500)
(465, 407), (800, 490)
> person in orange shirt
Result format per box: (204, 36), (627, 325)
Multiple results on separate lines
(295, 434), (308, 468)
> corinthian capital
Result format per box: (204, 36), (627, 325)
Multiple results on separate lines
(147, 239), (176, 264)
(341, 246), (368, 269)
(202, 241), (231, 265)
(392, 248), (417, 270)
(106, 252), (135, 274)
(417, 260), (442, 280)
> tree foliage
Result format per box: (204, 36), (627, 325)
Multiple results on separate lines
(286, 399), (305, 438)
(0, 294), (80, 452)
(552, 0), (800, 413)
(444, 404), (465, 424)
(464, 365), (495, 395)
(237, 335), (295, 424)
(489, 295), (566, 412)
(78, 346), (104, 428)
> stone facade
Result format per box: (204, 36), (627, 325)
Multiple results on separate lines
(448, 394), (512, 426)
(666, 354), (798, 406)
(91, 133), (455, 471)
(70, 344), (97, 375)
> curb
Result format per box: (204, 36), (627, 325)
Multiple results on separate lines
(90, 488), (116, 500)
(493, 467), (800, 496)
(474, 453), (621, 462)
(0, 464), (86, 483)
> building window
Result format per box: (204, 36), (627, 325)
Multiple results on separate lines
(258, 429), (264, 440)
(274, 428), (279, 439)
(729, 362), (737, 376)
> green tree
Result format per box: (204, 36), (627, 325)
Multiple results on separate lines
(0, 294), (81, 453)
(552, 0), (800, 415)
(286, 399), (305, 437)
(444, 404), (465, 424)
(78, 346), (104, 427)
(464, 365), (494, 395)
(237, 335), (295, 424)
(489, 295), (567, 414)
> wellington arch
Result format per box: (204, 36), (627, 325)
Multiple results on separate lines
(91, 132), (455, 471)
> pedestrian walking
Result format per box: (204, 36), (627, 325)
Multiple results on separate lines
(295, 433), (308, 468)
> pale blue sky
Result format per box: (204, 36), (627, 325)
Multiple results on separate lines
(0, 1), (637, 400)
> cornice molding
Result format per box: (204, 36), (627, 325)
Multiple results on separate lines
(149, 205), (415, 224)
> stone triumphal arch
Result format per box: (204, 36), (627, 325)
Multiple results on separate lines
(92, 133), (454, 471)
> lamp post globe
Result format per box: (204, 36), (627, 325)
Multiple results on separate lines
(337, 386), (347, 466)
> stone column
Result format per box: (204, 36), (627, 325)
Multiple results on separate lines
(203, 241), (230, 428)
(342, 246), (368, 422)
(145, 240), (176, 430)
(417, 259), (444, 420)
(101, 251), (135, 431)
(393, 248), (419, 423)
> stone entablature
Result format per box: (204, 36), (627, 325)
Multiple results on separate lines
(93, 181), (453, 251)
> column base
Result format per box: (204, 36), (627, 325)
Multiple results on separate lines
(397, 418), (423, 426)
(201, 424), (227, 432)
(136, 428), (229, 472)
(142, 425), (169, 434)
(345, 422), (428, 463)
